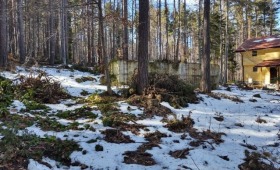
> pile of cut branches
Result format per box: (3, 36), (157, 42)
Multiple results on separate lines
(129, 73), (198, 109)
(16, 71), (69, 104)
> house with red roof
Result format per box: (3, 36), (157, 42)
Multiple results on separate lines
(236, 35), (280, 89)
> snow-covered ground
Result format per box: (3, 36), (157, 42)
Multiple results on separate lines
(1, 66), (280, 170)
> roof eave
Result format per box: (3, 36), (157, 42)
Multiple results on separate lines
(235, 46), (280, 53)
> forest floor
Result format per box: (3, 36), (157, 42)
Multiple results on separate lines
(0, 66), (280, 170)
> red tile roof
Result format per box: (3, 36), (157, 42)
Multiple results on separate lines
(255, 59), (280, 67)
(236, 35), (280, 52)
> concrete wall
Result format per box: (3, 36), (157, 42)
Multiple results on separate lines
(110, 60), (220, 88)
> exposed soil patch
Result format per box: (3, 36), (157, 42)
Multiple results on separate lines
(143, 103), (174, 119)
(0, 129), (79, 169)
(75, 76), (96, 83)
(256, 116), (267, 124)
(0, 156), (28, 170)
(137, 142), (161, 152)
(144, 130), (168, 143)
(238, 150), (278, 170)
(102, 112), (137, 127)
(169, 148), (192, 159)
(113, 122), (146, 135)
(188, 129), (225, 145)
(209, 92), (243, 103)
(37, 117), (69, 131)
(127, 94), (174, 119)
(71, 161), (89, 169)
(102, 129), (134, 143)
(56, 106), (97, 120)
(126, 95), (144, 107)
(123, 130), (168, 164)
(199, 130), (225, 144)
(240, 143), (257, 150)
(189, 140), (203, 147)
(135, 131), (167, 153)
(0, 114), (35, 130)
(70, 64), (98, 74)
(123, 151), (156, 166)
(165, 116), (194, 133)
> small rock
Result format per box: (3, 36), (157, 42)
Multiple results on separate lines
(214, 116), (224, 121)
(218, 155), (230, 161)
(173, 140), (180, 143)
(253, 94), (261, 98)
(249, 99), (257, 102)
(95, 144), (104, 151)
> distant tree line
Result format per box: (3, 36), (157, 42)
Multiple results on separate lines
(0, 0), (279, 91)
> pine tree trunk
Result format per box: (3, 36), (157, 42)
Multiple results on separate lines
(255, 6), (258, 37)
(219, 0), (223, 84)
(198, 0), (202, 62)
(17, 0), (25, 64)
(159, 0), (162, 60)
(269, 2), (273, 36)
(173, 0), (176, 61)
(60, 0), (67, 65)
(86, 0), (92, 65)
(91, 3), (95, 65)
(123, 0), (128, 61)
(98, 0), (112, 95)
(137, 0), (149, 94)
(165, 0), (169, 60)
(131, 0), (134, 60)
(224, 0), (229, 84)
(200, 0), (211, 93)
(49, 0), (55, 65)
(183, 0), (187, 62)
(0, 0), (8, 67)
(175, 0), (181, 61)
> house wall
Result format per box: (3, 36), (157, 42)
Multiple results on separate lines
(241, 47), (280, 85)
(110, 60), (220, 88)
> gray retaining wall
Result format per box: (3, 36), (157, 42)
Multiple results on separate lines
(110, 60), (220, 88)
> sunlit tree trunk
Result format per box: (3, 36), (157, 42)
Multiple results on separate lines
(98, 0), (112, 95)
(158, 0), (162, 60)
(173, 0), (176, 61)
(224, 0), (229, 84)
(175, 0), (181, 61)
(86, 0), (92, 65)
(219, 0), (223, 84)
(200, 0), (211, 93)
(198, 0), (202, 62)
(183, 0), (188, 62)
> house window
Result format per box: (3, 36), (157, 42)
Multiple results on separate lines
(253, 67), (258, 72)
(252, 50), (257, 56)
